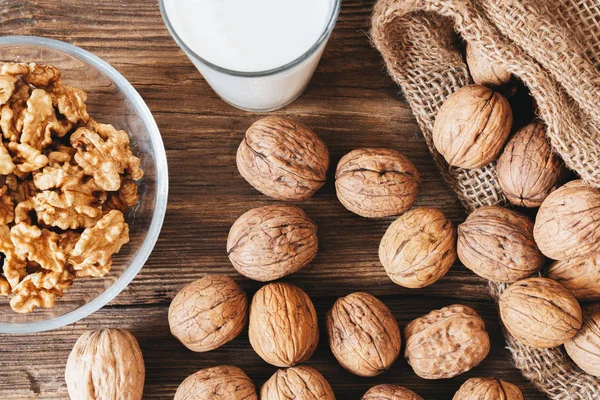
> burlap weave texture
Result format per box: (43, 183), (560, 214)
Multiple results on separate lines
(372, 0), (600, 398)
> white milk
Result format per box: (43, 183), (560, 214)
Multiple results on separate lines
(162, 0), (338, 111)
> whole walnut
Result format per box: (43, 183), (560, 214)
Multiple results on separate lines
(432, 84), (512, 169)
(260, 365), (335, 400)
(379, 207), (456, 288)
(334, 148), (420, 218)
(547, 252), (600, 301)
(404, 304), (490, 379)
(496, 122), (563, 207)
(168, 275), (247, 352)
(534, 180), (600, 260)
(362, 384), (423, 400)
(237, 116), (329, 201)
(499, 277), (582, 348)
(326, 292), (401, 377)
(249, 282), (319, 367)
(452, 377), (523, 400)
(465, 43), (512, 89)
(564, 304), (600, 377)
(457, 206), (544, 283)
(227, 204), (318, 282)
(174, 365), (257, 400)
(65, 329), (145, 400)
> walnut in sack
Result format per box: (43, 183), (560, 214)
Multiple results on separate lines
(174, 365), (257, 400)
(261, 366), (335, 400)
(499, 277), (582, 348)
(335, 148), (420, 218)
(168, 275), (247, 352)
(237, 116), (329, 201)
(534, 180), (600, 260)
(432, 84), (512, 169)
(452, 378), (523, 400)
(404, 304), (490, 379)
(379, 207), (456, 288)
(497, 122), (563, 207)
(326, 292), (401, 377)
(227, 204), (318, 282)
(248, 282), (319, 367)
(465, 43), (512, 89)
(457, 206), (544, 283)
(547, 252), (600, 301)
(65, 329), (145, 400)
(0, 62), (142, 313)
(362, 384), (423, 400)
(564, 304), (600, 377)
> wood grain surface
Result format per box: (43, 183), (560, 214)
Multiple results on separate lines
(0, 0), (547, 399)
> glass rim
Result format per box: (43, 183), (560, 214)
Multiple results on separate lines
(0, 35), (169, 334)
(159, 0), (342, 77)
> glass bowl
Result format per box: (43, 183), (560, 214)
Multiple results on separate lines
(0, 36), (168, 333)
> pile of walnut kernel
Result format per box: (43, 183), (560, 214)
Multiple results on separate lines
(0, 62), (142, 313)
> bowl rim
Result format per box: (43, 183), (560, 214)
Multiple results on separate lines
(0, 36), (169, 334)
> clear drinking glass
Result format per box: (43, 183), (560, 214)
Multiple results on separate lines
(0, 36), (168, 333)
(159, 0), (341, 112)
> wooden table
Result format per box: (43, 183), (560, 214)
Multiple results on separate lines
(0, 0), (546, 398)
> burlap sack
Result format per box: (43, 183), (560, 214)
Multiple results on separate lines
(371, 0), (600, 398)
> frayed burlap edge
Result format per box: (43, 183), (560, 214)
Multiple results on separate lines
(371, 0), (600, 398)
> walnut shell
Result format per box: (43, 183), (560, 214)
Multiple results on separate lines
(65, 329), (145, 400)
(260, 365), (335, 400)
(534, 180), (600, 260)
(432, 84), (512, 169)
(452, 377), (523, 400)
(326, 292), (401, 377)
(497, 122), (563, 207)
(379, 207), (456, 288)
(227, 204), (318, 282)
(457, 206), (544, 283)
(499, 277), (582, 348)
(237, 116), (329, 201)
(564, 304), (600, 377)
(334, 148), (420, 218)
(547, 252), (600, 301)
(404, 304), (490, 379)
(466, 43), (512, 89)
(249, 282), (319, 367)
(174, 365), (258, 400)
(361, 384), (423, 400)
(168, 275), (247, 352)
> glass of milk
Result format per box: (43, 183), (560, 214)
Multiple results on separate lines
(160, 0), (341, 112)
